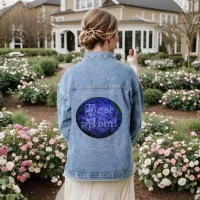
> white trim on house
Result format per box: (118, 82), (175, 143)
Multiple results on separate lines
(52, 23), (159, 58)
(111, 0), (119, 4)
(191, 32), (199, 55)
(74, 0), (101, 12)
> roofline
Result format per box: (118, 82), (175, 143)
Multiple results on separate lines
(103, 3), (183, 13)
(33, 3), (60, 8)
(0, 1), (27, 17)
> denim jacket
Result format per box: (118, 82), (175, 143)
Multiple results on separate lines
(57, 51), (144, 181)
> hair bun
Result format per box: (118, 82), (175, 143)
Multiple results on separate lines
(78, 8), (118, 50)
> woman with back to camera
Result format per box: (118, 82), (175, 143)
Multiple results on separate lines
(127, 48), (140, 75)
(56, 8), (143, 200)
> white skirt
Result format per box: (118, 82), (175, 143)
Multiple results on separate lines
(55, 175), (135, 200)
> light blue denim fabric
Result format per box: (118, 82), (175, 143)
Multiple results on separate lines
(57, 51), (144, 181)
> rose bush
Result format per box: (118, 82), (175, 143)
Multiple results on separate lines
(138, 132), (200, 199)
(140, 70), (200, 91)
(13, 80), (51, 104)
(0, 58), (37, 92)
(160, 89), (200, 111)
(136, 112), (175, 146)
(0, 121), (68, 197)
(149, 59), (177, 70)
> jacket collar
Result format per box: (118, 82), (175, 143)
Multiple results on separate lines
(84, 51), (116, 60)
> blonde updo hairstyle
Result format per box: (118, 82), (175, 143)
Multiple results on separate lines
(79, 8), (118, 50)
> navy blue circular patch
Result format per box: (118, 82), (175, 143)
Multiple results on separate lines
(76, 97), (122, 138)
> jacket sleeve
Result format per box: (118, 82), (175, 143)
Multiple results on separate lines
(130, 81), (144, 145)
(57, 78), (71, 143)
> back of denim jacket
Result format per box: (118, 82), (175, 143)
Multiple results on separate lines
(57, 51), (144, 181)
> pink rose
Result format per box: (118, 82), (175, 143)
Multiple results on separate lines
(1, 167), (8, 172)
(158, 148), (165, 155)
(57, 180), (62, 186)
(182, 166), (187, 172)
(60, 144), (65, 150)
(164, 149), (171, 156)
(194, 167), (200, 172)
(171, 159), (176, 165)
(21, 145), (27, 151)
(23, 127), (29, 131)
(178, 171), (182, 176)
(46, 122), (52, 127)
(14, 124), (22, 131)
(49, 139), (55, 145)
(26, 142), (33, 148)
(19, 167), (27, 173)
(189, 175), (195, 181)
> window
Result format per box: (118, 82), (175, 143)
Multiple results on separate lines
(53, 33), (56, 48)
(192, 36), (197, 53)
(161, 14), (177, 25)
(161, 14), (166, 24)
(125, 31), (132, 57)
(167, 15), (171, 24)
(143, 31), (147, 48)
(149, 31), (153, 49)
(61, 34), (65, 48)
(172, 15), (177, 24)
(77, 31), (81, 47)
(176, 38), (181, 53)
(118, 31), (123, 49)
(135, 31), (141, 49)
(76, 0), (100, 10)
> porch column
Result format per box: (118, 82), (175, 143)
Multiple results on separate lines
(64, 31), (67, 50)
(45, 35), (48, 49)
(56, 28), (60, 53)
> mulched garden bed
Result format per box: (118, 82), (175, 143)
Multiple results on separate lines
(19, 175), (194, 200)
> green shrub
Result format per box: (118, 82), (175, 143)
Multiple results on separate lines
(47, 86), (57, 107)
(0, 48), (57, 57)
(115, 53), (122, 60)
(158, 44), (168, 54)
(56, 54), (65, 62)
(29, 63), (44, 78)
(0, 92), (3, 105)
(170, 55), (184, 67)
(65, 52), (81, 63)
(137, 53), (151, 66)
(155, 52), (169, 59)
(144, 89), (163, 105)
(11, 110), (32, 126)
(184, 55), (198, 67)
(39, 58), (58, 76)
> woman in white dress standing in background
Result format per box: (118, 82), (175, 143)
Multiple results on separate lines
(127, 48), (140, 75)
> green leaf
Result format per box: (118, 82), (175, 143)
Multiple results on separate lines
(49, 163), (55, 169)
(145, 180), (153, 188)
(0, 179), (6, 185)
(6, 194), (15, 200)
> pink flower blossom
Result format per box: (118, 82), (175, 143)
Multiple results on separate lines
(57, 180), (62, 186)
(194, 167), (200, 172)
(178, 171), (183, 176)
(171, 159), (176, 165)
(23, 127), (29, 131)
(158, 148), (165, 155)
(1, 167), (7, 172)
(14, 124), (22, 131)
(19, 167), (27, 173)
(60, 144), (65, 150)
(182, 166), (187, 172)
(164, 148), (171, 156)
(21, 145), (27, 151)
(21, 160), (33, 167)
(46, 122), (52, 127)
(189, 175), (195, 181)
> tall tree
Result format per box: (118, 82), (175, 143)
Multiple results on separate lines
(161, 0), (200, 67)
